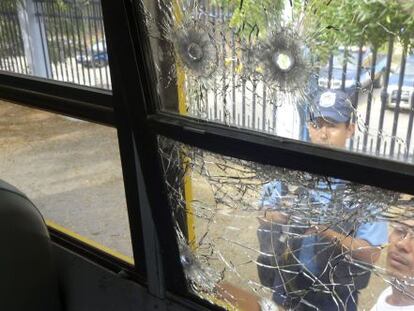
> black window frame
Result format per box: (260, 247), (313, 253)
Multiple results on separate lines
(0, 71), (147, 279)
(0, 0), (413, 310)
(0, 14), (147, 283)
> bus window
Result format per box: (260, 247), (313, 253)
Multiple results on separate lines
(0, 0), (111, 90)
(0, 99), (133, 263)
(141, 0), (414, 165)
(158, 136), (411, 311)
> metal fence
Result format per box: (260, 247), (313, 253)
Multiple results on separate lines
(183, 5), (414, 162)
(0, 2), (29, 75)
(346, 39), (414, 161)
(0, 0), (111, 89)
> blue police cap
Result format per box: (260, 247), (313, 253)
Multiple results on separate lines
(310, 90), (353, 123)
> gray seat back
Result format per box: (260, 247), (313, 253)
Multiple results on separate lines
(0, 180), (62, 311)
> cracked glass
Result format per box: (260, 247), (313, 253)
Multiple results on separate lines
(141, 0), (414, 163)
(139, 0), (414, 310)
(159, 136), (414, 310)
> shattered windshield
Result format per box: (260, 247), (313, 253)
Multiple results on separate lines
(140, 1), (414, 310)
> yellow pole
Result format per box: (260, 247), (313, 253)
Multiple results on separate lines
(170, 4), (244, 310)
(172, 0), (196, 249)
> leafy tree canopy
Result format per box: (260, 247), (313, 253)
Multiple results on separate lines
(210, 0), (414, 59)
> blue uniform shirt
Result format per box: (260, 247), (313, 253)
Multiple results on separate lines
(259, 180), (388, 274)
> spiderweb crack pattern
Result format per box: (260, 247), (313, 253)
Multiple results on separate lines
(158, 136), (414, 310)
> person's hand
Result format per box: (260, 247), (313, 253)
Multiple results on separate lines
(305, 225), (328, 235)
(263, 210), (288, 224)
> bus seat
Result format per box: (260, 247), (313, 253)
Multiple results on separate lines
(0, 180), (62, 311)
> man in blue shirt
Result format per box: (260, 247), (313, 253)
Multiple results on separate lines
(257, 90), (388, 310)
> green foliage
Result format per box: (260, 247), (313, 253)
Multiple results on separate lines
(0, 0), (100, 64)
(210, 0), (284, 41)
(1, 0), (68, 10)
(305, 0), (414, 49)
(0, 2), (24, 58)
(211, 0), (414, 60)
(40, 1), (85, 64)
(397, 0), (414, 16)
(1, 0), (22, 10)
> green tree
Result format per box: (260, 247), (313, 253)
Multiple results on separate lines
(304, 0), (414, 49)
(211, 0), (284, 41)
(211, 0), (414, 60)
